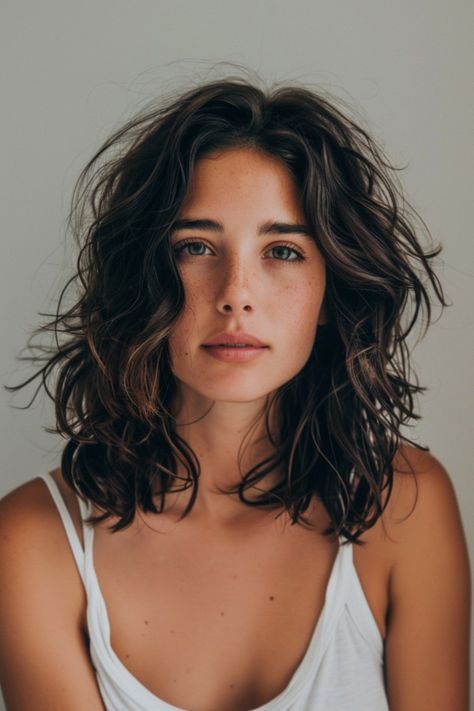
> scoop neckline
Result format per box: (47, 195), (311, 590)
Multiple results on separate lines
(83, 510), (351, 711)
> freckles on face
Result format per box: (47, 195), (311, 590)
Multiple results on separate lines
(273, 272), (324, 358)
(166, 147), (326, 401)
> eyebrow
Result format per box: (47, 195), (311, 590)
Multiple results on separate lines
(171, 218), (314, 239)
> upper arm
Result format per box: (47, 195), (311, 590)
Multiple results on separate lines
(0, 480), (106, 711)
(384, 448), (471, 711)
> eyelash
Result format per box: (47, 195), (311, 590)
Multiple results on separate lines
(173, 239), (306, 262)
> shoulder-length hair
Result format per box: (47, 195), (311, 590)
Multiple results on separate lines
(5, 75), (447, 543)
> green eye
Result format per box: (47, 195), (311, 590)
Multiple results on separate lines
(174, 240), (212, 257)
(268, 244), (305, 261)
(173, 239), (305, 262)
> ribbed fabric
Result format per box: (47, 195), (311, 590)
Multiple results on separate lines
(38, 471), (389, 710)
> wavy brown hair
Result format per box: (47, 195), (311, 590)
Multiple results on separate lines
(5, 74), (447, 543)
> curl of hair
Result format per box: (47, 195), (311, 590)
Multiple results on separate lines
(5, 74), (448, 543)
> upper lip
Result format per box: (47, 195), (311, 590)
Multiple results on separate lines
(202, 331), (268, 347)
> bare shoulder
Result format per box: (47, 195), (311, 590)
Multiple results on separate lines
(381, 444), (471, 711)
(0, 475), (105, 709)
(0, 471), (86, 608)
(0, 468), (83, 541)
(381, 443), (469, 553)
(382, 442), (471, 604)
(0, 474), (61, 545)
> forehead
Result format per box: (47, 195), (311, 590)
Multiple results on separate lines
(181, 147), (304, 214)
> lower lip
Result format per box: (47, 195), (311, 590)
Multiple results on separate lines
(201, 345), (269, 362)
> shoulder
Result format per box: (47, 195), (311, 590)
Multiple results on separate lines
(1, 472), (71, 545)
(0, 469), (84, 545)
(381, 444), (471, 710)
(0, 475), (59, 545)
(383, 443), (469, 556)
(0, 471), (86, 621)
(383, 442), (470, 601)
(0, 475), (105, 708)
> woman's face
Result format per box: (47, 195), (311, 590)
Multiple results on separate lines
(167, 147), (327, 405)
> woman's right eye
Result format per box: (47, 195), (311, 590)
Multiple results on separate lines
(174, 239), (212, 257)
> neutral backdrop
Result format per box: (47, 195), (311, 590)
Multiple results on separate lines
(1, 1), (472, 708)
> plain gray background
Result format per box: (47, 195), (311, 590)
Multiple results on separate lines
(1, 1), (472, 708)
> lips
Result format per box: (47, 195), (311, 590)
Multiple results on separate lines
(202, 331), (268, 348)
(201, 342), (268, 363)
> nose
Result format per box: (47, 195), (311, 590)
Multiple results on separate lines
(215, 255), (254, 314)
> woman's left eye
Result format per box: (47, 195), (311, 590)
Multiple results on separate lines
(173, 240), (305, 262)
(267, 244), (305, 261)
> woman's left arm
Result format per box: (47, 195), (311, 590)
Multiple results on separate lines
(384, 449), (471, 711)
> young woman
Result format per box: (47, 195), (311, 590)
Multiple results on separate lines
(0, 76), (470, 711)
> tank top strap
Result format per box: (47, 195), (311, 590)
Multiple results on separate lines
(340, 532), (385, 661)
(337, 533), (354, 578)
(37, 471), (88, 586)
(332, 534), (356, 608)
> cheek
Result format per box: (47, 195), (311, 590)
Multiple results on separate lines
(285, 312), (319, 358)
(167, 286), (205, 359)
(167, 309), (193, 359)
(278, 278), (324, 335)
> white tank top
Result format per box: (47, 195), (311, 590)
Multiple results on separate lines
(38, 471), (389, 710)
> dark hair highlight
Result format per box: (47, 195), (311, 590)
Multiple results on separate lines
(5, 74), (448, 543)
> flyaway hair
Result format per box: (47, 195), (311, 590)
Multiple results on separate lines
(5, 74), (448, 543)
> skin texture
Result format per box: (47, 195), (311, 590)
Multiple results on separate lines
(0, 148), (470, 710)
(0, 447), (470, 710)
(166, 146), (327, 524)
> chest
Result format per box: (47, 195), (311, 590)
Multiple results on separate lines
(90, 515), (389, 711)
